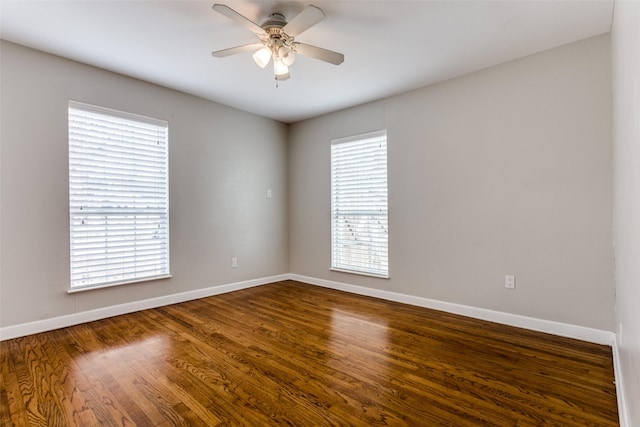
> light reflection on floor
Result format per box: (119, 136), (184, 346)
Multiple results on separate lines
(74, 334), (170, 378)
(329, 308), (389, 368)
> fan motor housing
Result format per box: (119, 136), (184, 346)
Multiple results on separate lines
(262, 13), (287, 32)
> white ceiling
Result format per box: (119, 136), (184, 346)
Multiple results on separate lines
(0, 0), (613, 123)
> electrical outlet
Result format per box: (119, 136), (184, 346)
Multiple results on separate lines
(267, 189), (272, 198)
(505, 275), (515, 289)
(232, 257), (238, 268)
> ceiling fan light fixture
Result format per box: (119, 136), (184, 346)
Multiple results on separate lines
(211, 4), (344, 85)
(252, 47), (272, 68)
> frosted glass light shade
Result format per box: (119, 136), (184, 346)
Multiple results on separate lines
(252, 47), (272, 68)
(274, 59), (289, 76)
(278, 46), (296, 66)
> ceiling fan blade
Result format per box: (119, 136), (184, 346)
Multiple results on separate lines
(212, 4), (266, 36)
(211, 43), (264, 58)
(282, 5), (325, 37)
(294, 43), (344, 65)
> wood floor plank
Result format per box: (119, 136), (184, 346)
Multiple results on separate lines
(0, 280), (618, 426)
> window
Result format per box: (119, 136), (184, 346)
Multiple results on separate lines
(331, 130), (388, 278)
(68, 101), (169, 290)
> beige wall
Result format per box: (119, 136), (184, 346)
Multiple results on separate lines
(289, 34), (614, 331)
(0, 41), (289, 327)
(612, 1), (640, 424)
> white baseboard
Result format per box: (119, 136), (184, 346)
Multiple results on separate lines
(2, 272), (616, 347)
(0, 274), (290, 341)
(290, 274), (615, 346)
(612, 335), (630, 427)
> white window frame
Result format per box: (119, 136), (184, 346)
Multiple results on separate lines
(331, 130), (389, 278)
(68, 101), (170, 292)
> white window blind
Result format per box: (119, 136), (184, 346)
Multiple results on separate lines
(68, 101), (169, 289)
(331, 130), (388, 278)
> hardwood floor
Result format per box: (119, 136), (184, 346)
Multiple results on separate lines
(1, 280), (618, 426)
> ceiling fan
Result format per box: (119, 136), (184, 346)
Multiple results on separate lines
(211, 3), (344, 83)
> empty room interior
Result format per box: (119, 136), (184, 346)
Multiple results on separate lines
(1, 0), (639, 425)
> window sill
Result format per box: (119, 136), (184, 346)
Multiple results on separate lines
(67, 274), (172, 294)
(330, 267), (389, 279)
